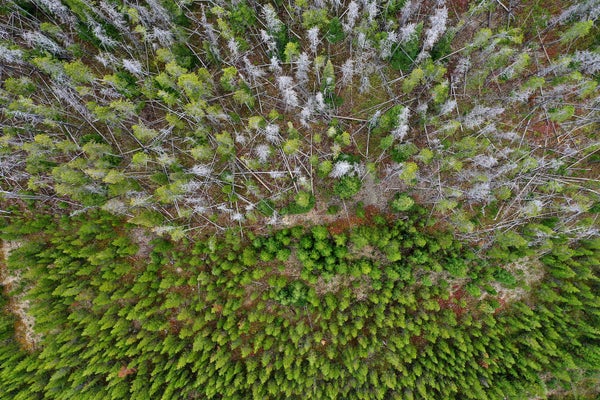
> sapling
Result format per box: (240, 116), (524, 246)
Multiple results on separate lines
(365, 1), (378, 23)
(400, 0), (419, 25)
(36, 0), (73, 24)
(314, 93), (327, 112)
(307, 27), (320, 53)
(572, 50), (600, 75)
(244, 57), (266, 79)
(417, 7), (447, 62)
(391, 107), (410, 141)
(98, 1), (128, 33)
(379, 31), (398, 59)
(260, 30), (277, 53)
(329, 161), (353, 179)
(150, 27), (174, 47)
(344, 1), (360, 33)
(262, 4), (282, 32)
(270, 55), (282, 75)
(553, 0), (600, 24)
(0, 45), (23, 64)
(264, 124), (281, 144)
(300, 98), (315, 127)
(463, 105), (505, 129)
(439, 99), (456, 116)
(227, 38), (240, 60)
(340, 58), (354, 86)
(190, 165), (213, 178)
(122, 59), (143, 76)
(295, 52), (311, 83)
(399, 23), (418, 43)
(23, 31), (64, 55)
(359, 75), (370, 94)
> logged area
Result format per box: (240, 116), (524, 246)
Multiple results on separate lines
(0, 0), (599, 399)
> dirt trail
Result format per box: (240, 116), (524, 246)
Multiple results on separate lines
(1, 240), (41, 351)
(279, 207), (338, 228)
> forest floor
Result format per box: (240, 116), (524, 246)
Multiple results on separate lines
(488, 257), (545, 308)
(356, 172), (394, 209)
(278, 170), (394, 232)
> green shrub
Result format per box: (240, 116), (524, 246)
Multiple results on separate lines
(391, 193), (415, 212)
(333, 175), (362, 199)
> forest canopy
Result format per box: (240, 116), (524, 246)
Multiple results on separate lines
(0, 0), (599, 398)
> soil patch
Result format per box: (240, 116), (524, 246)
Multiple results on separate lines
(328, 204), (379, 235)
